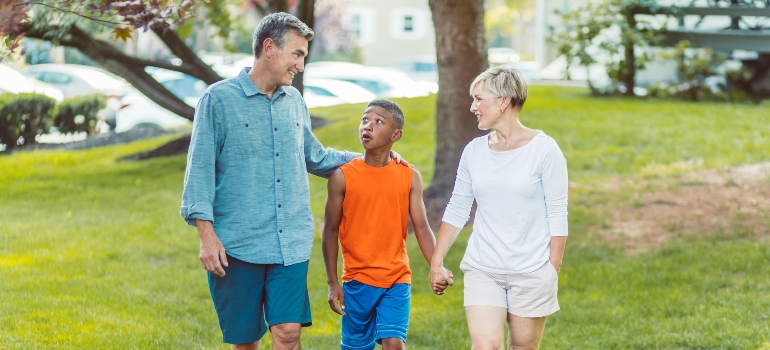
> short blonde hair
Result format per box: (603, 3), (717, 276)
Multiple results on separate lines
(469, 66), (528, 110)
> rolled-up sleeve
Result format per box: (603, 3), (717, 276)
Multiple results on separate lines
(442, 148), (474, 229)
(541, 140), (568, 236)
(181, 93), (222, 226)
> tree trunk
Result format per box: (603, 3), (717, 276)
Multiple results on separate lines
(292, 0), (316, 95)
(270, 0), (290, 13)
(426, 0), (488, 228)
(622, 10), (636, 96)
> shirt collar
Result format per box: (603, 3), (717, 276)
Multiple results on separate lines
(237, 67), (292, 98)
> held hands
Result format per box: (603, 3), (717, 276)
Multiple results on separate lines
(429, 265), (454, 295)
(327, 283), (346, 316)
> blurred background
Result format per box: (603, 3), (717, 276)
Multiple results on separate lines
(1, 0), (770, 348)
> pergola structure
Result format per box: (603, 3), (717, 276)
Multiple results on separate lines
(653, 0), (770, 97)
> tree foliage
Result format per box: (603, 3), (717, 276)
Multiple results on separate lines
(485, 0), (535, 39)
(551, 0), (674, 96)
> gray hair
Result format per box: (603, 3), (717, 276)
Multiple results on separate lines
(469, 66), (528, 110)
(252, 12), (314, 58)
(368, 99), (405, 130)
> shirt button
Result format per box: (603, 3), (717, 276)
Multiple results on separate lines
(279, 229), (283, 233)
(276, 153), (279, 156)
(278, 204), (282, 208)
(274, 128), (277, 131)
(277, 179), (280, 183)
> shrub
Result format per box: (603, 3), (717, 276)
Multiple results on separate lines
(52, 94), (106, 135)
(0, 93), (56, 151)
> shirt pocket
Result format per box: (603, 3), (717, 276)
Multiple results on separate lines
(281, 121), (303, 154)
(231, 127), (269, 155)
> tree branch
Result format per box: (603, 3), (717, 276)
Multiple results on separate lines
(151, 26), (222, 84)
(20, 1), (121, 27)
(21, 23), (196, 120)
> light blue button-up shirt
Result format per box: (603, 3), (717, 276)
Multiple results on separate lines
(181, 68), (358, 266)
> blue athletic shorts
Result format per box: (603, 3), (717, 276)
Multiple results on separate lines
(207, 255), (311, 344)
(341, 280), (410, 350)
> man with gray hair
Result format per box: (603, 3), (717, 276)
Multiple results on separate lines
(180, 12), (408, 350)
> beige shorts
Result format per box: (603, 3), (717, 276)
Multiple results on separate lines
(461, 260), (560, 318)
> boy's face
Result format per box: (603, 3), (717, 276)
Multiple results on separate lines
(359, 105), (402, 150)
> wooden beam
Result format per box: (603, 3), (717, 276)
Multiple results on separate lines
(677, 7), (770, 17)
(662, 29), (770, 52)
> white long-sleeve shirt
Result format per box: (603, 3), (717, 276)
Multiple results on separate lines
(442, 131), (568, 274)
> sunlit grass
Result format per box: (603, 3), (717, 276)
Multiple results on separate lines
(2, 88), (770, 348)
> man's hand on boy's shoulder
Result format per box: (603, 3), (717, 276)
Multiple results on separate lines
(389, 150), (412, 167)
(327, 282), (346, 316)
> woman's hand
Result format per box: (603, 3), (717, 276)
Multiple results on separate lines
(430, 265), (454, 295)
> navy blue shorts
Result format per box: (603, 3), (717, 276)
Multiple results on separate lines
(207, 256), (311, 344)
(341, 280), (410, 350)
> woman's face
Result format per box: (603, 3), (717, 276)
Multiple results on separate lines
(470, 84), (503, 130)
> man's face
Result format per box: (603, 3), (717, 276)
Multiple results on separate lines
(267, 31), (308, 86)
(359, 105), (401, 150)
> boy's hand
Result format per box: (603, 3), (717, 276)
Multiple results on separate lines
(430, 266), (454, 295)
(327, 283), (346, 316)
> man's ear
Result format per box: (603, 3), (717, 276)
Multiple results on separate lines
(391, 129), (403, 142)
(263, 38), (275, 58)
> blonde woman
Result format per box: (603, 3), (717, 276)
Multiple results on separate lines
(430, 66), (568, 349)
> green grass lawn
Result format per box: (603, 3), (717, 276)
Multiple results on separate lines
(2, 87), (770, 349)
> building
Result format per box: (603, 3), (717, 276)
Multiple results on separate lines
(345, 0), (435, 66)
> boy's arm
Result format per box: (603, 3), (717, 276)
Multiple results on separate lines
(409, 168), (435, 264)
(409, 169), (452, 294)
(322, 169), (347, 316)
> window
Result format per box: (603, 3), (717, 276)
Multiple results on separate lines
(347, 7), (376, 46)
(349, 14), (361, 41)
(390, 8), (428, 40)
(403, 15), (414, 33)
(305, 86), (336, 97)
(41, 72), (72, 85)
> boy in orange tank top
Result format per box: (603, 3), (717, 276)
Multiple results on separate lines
(322, 100), (453, 350)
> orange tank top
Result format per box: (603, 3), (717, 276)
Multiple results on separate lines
(339, 157), (413, 288)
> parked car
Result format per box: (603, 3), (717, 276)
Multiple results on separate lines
(304, 61), (436, 98)
(0, 63), (64, 101)
(115, 68), (199, 132)
(390, 55), (438, 83)
(303, 78), (376, 108)
(22, 64), (132, 99)
(498, 61), (541, 83)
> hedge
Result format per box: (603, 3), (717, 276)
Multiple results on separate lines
(0, 93), (57, 151)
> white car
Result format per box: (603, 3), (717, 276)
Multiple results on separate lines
(22, 64), (132, 98)
(303, 78), (376, 108)
(115, 69), (200, 132)
(390, 55), (438, 83)
(305, 61), (436, 98)
(498, 61), (541, 83)
(0, 64), (64, 101)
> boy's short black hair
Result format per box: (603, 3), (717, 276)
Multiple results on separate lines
(367, 99), (404, 130)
